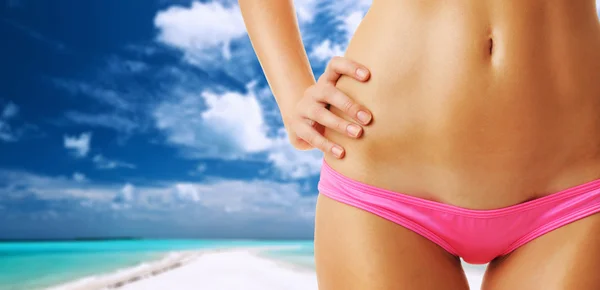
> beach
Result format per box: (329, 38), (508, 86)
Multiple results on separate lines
(121, 249), (318, 290)
(45, 247), (317, 290)
(47, 246), (486, 290)
(0, 239), (312, 290)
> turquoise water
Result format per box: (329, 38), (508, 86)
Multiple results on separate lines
(0, 239), (312, 290)
(262, 241), (315, 269)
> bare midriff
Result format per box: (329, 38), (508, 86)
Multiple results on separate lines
(324, 0), (600, 209)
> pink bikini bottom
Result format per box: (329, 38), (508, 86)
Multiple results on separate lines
(317, 160), (600, 264)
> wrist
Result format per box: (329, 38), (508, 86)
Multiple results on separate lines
(278, 99), (299, 124)
(280, 110), (295, 130)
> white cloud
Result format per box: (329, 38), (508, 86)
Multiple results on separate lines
(53, 57), (150, 134)
(310, 39), (345, 62)
(52, 79), (132, 111)
(122, 183), (135, 200)
(306, 1), (369, 43)
(189, 163), (207, 176)
(267, 129), (324, 179)
(153, 85), (272, 159)
(0, 169), (114, 201)
(93, 154), (136, 170)
(106, 57), (149, 74)
(125, 44), (159, 56)
(72, 172), (87, 183)
(0, 121), (37, 142)
(64, 132), (92, 158)
(294, 0), (320, 23)
(295, 0), (369, 24)
(0, 121), (15, 142)
(196, 163), (207, 172)
(0, 102), (20, 142)
(0, 169), (317, 220)
(153, 83), (323, 179)
(152, 0), (331, 67)
(305, 4), (369, 63)
(113, 183), (135, 204)
(172, 178), (316, 218)
(201, 90), (273, 152)
(2, 102), (18, 119)
(154, 1), (246, 60)
(65, 111), (139, 133)
(324, 0), (371, 18)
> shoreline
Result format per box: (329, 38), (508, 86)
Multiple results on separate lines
(47, 245), (310, 290)
(47, 250), (202, 290)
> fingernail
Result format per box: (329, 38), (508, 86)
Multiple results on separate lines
(357, 111), (371, 124)
(346, 124), (361, 137)
(331, 146), (344, 158)
(356, 68), (368, 79)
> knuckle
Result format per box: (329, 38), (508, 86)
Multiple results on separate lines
(310, 88), (323, 101)
(292, 126), (307, 142)
(291, 139), (306, 150)
(307, 132), (319, 147)
(327, 56), (341, 69)
(347, 60), (358, 70)
(309, 104), (324, 119)
(322, 84), (336, 99)
(301, 117), (315, 128)
(293, 105), (303, 118)
(341, 97), (355, 114)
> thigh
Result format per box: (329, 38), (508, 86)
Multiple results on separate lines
(314, 193), (470, 290)
(482, 212), (600, 290)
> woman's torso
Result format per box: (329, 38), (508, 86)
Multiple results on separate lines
(325, 0), (600, 209)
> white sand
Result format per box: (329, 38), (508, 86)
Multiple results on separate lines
(121, 249), (317, 290)
(51, 248), (487, 290)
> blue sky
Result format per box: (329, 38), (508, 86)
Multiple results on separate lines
(0, 0), (372, 240)
(1, 1), (598, 240)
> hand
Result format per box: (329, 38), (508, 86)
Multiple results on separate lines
(286, 56), (373, 158)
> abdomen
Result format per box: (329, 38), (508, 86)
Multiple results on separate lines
(324, 0), (600, 209)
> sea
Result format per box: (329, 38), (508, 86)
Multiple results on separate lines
(0, 239), (314, 290)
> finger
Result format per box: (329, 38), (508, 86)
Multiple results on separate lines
(320, 56), (371, 85)
(323, 56), (371, 83)
(304, 102), (363, 138)
(319, 86), (372, 125)
(294, 120), (345, 158)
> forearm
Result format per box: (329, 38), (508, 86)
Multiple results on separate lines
(239, 0), (316, 126)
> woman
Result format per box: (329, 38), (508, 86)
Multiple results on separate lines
(239, 1), (600, 289)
